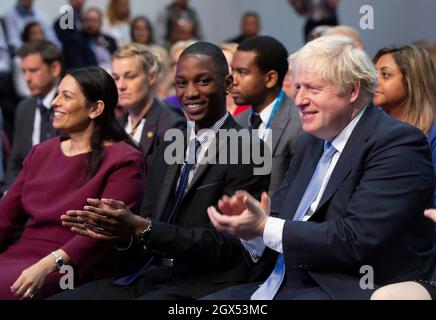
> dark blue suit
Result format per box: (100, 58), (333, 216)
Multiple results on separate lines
(206, 105), (435, 300)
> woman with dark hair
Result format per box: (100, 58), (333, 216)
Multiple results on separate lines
(371, 45), (436, 300)
(373, 45), (436, 205)
(0, 67), (145, 299)
(21, 21), (45, 43)
(130, 16), (154, 45)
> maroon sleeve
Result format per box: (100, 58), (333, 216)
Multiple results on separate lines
(60, 148), (145, 276)
(0, 147), (37, 245)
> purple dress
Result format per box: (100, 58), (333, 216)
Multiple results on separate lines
(0, 137), (145, 299)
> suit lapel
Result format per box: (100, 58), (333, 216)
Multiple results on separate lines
(314, 105), (379, 213)
(26, 98), (38, 148)
(270, 96), (292, 155)
(155, 148), (185, 221)
(235, 111), (250, 128)
(139, 100), (160, 156)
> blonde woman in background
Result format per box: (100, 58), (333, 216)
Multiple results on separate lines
(103, 0), (131, 46)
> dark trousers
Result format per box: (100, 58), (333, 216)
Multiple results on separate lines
(202, 268), (330, 300)
(201, 282), (330, 300)
(48, 266), (192, 300)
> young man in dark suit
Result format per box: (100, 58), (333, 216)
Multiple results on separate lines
(207, 35), (435, 300)
(55, 41), (270, 299)
(231, 36), (302, 195)
(3, 40), (62, 191)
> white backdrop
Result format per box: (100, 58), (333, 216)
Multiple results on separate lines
(1, 0), (435, 56)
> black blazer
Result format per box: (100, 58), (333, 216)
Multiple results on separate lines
(118, 98), (186, 171)
(3, 97), (57, 190)
(61, 32), (117, 70)
(139, 115), (270, 298)
(269, 105), (435, 299)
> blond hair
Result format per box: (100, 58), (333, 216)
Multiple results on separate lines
(107, 0), (130, 25)
(113, 43), (160, 76)
(289, 35), (377, 104)
(219, 42), (239, 54)
(374, 45), (436, 135)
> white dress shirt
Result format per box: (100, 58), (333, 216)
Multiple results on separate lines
(32, 88), (57, 146)
(250, 97), (277, 141)
(125, 116), (146, 145)
(248, 107), (367, 259)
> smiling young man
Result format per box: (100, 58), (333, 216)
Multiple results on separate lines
(205, 35), (435, 300)
(53, 41), (270, 300)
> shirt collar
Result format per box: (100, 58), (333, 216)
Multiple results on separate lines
(40, 87), (57, 110)
(329, 107), (367, 153)
(252, 97), (277, 126)
(187, 112), (229, 150)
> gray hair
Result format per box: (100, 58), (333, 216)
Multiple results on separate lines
(289, 35), (377, 102)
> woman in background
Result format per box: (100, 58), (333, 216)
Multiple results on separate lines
(372, 45), (436, 300)
(103, 0), (131, 46)
(130, 16), (154, 46)
(373, 45), (436, 206)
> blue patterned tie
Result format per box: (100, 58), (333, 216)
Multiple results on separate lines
(251, 141), (337, 300)
(114, 139), (201, 286)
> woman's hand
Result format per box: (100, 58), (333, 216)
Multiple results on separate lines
(10, 255), (56, 299)
(61, 198), (144, 240)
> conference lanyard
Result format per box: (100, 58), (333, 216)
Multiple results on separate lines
(250, 90), (284, 140)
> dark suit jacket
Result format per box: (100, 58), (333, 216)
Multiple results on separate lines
(270, 105), (435, 299)
(235, 94), (302, 195)
(139, 115), (270, 298)
(118, 98), (186, 171)
(3, 97), (57, 191)
(61, 32), (117, 70)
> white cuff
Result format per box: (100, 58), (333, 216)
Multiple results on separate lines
(263, 216), (285, 254)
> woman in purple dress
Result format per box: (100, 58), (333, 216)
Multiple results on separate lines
(0, 67), (145, 299)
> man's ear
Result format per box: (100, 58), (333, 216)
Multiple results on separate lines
(224, 74), (234, 95)
(264, 70), (279, 89)
(89, 100), (105, 119)
(349, 80), (361, 103)
(49, 61), (62, 79)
